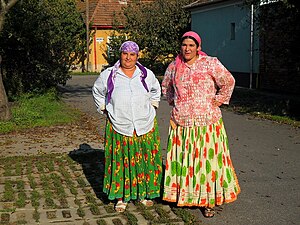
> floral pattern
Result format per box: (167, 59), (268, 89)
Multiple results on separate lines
(103, 119), (162, 202)
(162, 56), (235, 127)
(163, 118), (240, 207)
(162, 56), (240, 207)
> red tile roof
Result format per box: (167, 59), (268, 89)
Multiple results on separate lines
(77, 0), (154, 28)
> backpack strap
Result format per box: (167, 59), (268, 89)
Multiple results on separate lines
(107, 61), (148, 103)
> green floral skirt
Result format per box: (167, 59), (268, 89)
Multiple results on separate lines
(103, 119), (162, 202)
(163, 118), (240, 208)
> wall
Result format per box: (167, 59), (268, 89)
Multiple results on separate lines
(88, 29), (114, 73)
(190, 0), (259, 87)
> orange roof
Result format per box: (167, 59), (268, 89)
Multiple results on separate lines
(77, 0), (154, 28)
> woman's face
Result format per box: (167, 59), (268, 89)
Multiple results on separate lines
(181, 38), (200, 65)
(120, 51), (138, 69)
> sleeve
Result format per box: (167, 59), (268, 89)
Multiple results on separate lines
(161, 62), (176, 106)
(211, 58), (235, 105)
(92, 71), (108, 113)
(148, 69), (161, 108)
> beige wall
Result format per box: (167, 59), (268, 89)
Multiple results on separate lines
(88, 29), (115, 72)
(70, 29), (115, 73)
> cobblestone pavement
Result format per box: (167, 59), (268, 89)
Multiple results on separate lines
(0, 76), (205, 225)
(0, 148), (197, 225)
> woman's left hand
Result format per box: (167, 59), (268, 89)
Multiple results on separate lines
(212, 99), (222, 107)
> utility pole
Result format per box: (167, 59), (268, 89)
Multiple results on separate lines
(86, 0), (89, 72)
(249, 4), (254, 89)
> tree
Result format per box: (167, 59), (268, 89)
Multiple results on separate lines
(109, 0), (194, 75)
(0, 0), (86, 98)
(0, 0), (18, 121)
(244, 0), (300, 94)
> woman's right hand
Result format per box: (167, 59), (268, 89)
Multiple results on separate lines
(170, 118), (177, 130)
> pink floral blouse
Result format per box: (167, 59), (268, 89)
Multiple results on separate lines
(162, 56), (235, 127)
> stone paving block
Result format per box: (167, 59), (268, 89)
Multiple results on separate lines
(0, 154), (201, 225)
(101, 216), (128, 225)
(128, 211), (150, 224)
(11, 208), (36, 224)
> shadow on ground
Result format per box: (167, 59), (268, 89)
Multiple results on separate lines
(68, 143), (110, 204)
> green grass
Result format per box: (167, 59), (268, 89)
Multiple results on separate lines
(224, 87), (300, 127)
(0, 90), (80, 134)
(69, 71), (99, 75)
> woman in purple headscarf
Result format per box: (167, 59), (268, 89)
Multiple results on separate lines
(92, 41), (162, 212)
(162, 31), (240, 218)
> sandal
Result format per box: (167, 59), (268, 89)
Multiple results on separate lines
(115, 201), (127, 213)
(139, 199), (154, 207)
(203, 207), (215, 218)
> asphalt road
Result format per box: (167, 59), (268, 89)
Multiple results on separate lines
(61, 75), (300, 225)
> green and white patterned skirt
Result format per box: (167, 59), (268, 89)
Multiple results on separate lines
(163, 118), (240, 208)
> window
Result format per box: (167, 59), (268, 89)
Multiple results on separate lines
(231, 23), (236, 40)
(118, 0), (127, 4)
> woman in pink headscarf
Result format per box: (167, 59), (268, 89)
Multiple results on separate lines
(162, 31), (240, 218)
(93, 41), (162, 212)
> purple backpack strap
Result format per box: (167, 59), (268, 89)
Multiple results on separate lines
(106, 60), (120, 103)
(106, 62), (149, 103)
(106, 70), (114, 104)
(136, 62), (149, 92)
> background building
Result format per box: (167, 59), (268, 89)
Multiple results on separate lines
(76, 0), (153, 72)
(185, 0), (259, 88)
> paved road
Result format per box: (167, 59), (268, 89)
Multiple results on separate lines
(62, 75), (300, 225)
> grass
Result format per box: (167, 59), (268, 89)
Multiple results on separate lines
(0, 81), (299, 135)
(0, 90), (80, 134)
(224, 87), (300, 127)
(69, 71), (99, 76)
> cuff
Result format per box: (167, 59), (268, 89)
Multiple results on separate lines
(151, 101), (159, 109)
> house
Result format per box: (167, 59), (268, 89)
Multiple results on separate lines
(76, 0), (153, 73)
(184, 0), (260, 88)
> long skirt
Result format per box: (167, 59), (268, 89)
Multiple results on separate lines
(103, 118), (162, 202)
(163, 118), (240, 208)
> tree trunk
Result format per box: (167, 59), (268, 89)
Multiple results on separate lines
(0, 55), (11, 121)
(0, 0), (19, 121)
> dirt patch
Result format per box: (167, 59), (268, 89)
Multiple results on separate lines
(0, 113), (104, 157)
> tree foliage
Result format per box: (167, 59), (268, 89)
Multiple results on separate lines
(0, 0), (86, 97)
(108, 0), (194, 75)
(243, 0), (300, 94)
(0, 0), (18, 121)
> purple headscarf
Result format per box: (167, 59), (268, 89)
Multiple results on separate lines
(107, 41), (148, 103)
(120, 41), (140, 54)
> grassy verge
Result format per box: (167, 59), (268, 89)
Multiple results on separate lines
(0, 90), (80, 134)
(1, 81), (299, 135)
(224, 87), (300, 128)
(69, 71), (99, 76)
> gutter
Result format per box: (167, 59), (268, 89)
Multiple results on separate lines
(91, 25), (124, 29)
(183, 0), (235, 10)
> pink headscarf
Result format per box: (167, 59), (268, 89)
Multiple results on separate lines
(182, 31), (205, 55)
(174, 31), (207, 98)
(175, 31), (207, 68)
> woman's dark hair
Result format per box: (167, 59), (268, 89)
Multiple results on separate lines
(181, 36), (199, 47)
